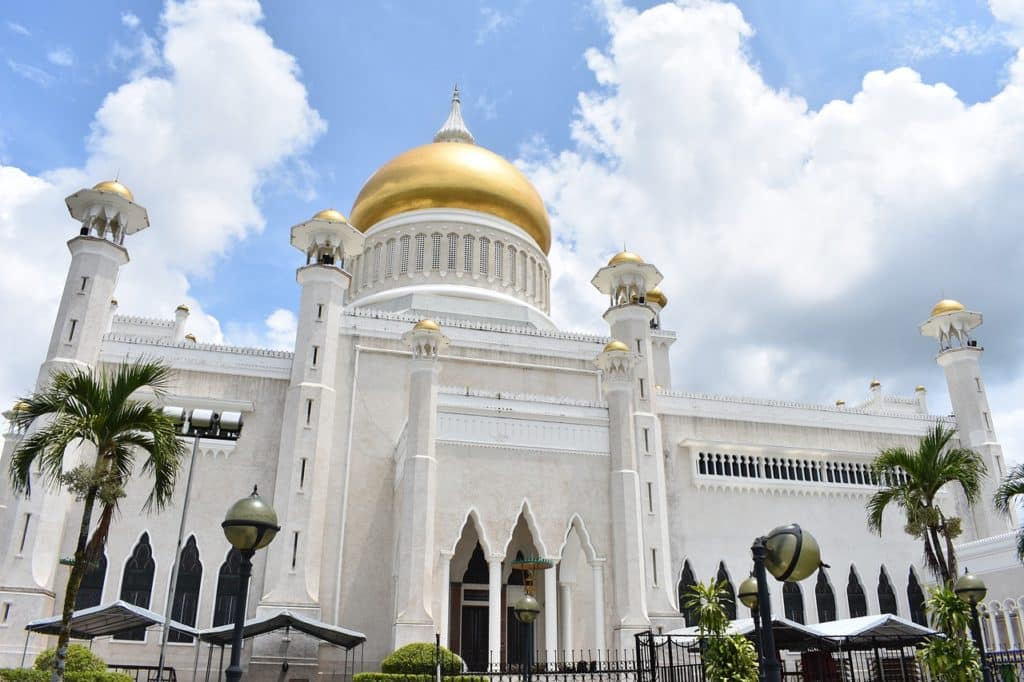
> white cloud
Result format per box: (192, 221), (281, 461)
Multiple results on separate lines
(527, 0), (1024, 465)
(110, 12), (161, 78)
(7, 59), (53, 87)
(47, 47), (74, 67)
(0, 0), (324, 401)
(475, 94), (498, 120)
(6, 21), (30, 36)
(476, 7), (513, 45)
(223, 308), (297, 351)
(899, 23), (1006, 60)
(121, 12), (141, 29)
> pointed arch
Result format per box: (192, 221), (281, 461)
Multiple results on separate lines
(716, 562), (737, 620)
(447, 508), (493, 557)
(557, 514), (599, 564)
(499, 499), (549, 559)
(907, 567), (927, 626)
(783, 581), (805, 624)
(678, 560), (699, 626)
(169, 536), (202, 643)
(556, 514), (600, 586)
(462, 544), (489, 584)
(814, 569), (837, 623)
(116, 532), (156, 641)
(75, 551), (107, 610)
(877, 566), (898, 615)
(847, 565), (868, 618)
(212, 548), (244, 627)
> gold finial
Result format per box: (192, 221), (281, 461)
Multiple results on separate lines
(870, 379), (881, 389)
(413, 319), (440, 332)
(184, 333), (197, 343)
(835, 399), (846, 407)
(603, 340), (630, 353)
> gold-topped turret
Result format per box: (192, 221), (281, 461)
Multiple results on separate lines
(413, 319), (440, 332)
(608, 251), (644, 266)
(931, 299), (965, 317)
(603, 340), (630, 353)
(312, 208), (348, 223)
(92, 180), (134, 202)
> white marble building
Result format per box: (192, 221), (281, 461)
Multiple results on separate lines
(0, 91), (1021, 678)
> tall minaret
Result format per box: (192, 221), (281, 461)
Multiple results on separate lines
(261, 209), (365, 635)
(0, 181), (148, 664)
(920, 298), (1013, 539)
(592, 251), (681, 645)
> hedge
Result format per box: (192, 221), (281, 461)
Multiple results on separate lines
(380, 643), (463, 675)
(34, 646), (106, 674)
(0, 671), (132, 682)
(354, 674), (487, 682)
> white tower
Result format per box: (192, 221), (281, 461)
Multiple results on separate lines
(259, 209), (365, 661)
(0, 180), (148, 664)
(920, 298), (1013, 539)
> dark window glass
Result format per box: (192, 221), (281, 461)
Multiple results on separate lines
(908, 569), (927, 626)
(847, 566), (868, 618)
(783, 581), (805, 624)
(116, 533), (155, 640)
(212, 549), (244, 627)
(169, 536), (202, 643)
(716, 562), (736, 620)
(815, 571), (837, 622)
(678, 561), (699, 626)
(462, 544), (489, 584)
(878, 568), (898, 615)
(75, 553), (107, 610)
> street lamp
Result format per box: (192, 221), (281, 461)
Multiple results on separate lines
(738, 574), (764, 682)
(156, 407), (244, 682)
(954, 569), (991, 682)
(222, 487), (280, 682)
(750, 524), (822, 682)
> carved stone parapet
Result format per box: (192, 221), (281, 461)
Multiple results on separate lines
(595, 346), (637, 386)
(402, 320), (450, 359)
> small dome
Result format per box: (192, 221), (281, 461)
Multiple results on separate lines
(931, 299), (965, 317)
(608, 251), (644, 266)
(915, 385), (926, 392)
(413, 319), (440, 332)
(11, 400), (28, 412)
(92, 180), (134, 202)
(835, 400), (846, 406)
(646, 287), (667, 308)
(312, 208), (348, 223)
(176, 304), (190, 313)
(603, 340), (630, 353)
(184, 333), (197, 343)
(870, 379), (881, 389)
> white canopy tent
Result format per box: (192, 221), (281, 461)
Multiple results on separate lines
(810, 614), (937, 648)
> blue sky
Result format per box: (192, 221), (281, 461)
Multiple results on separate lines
(5, 0), (1024, 466)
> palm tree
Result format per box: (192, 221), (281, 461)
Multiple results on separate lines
(994, 462), (1024, 561)
(866, 422), (986, 584)
(9, 361), (187, 682)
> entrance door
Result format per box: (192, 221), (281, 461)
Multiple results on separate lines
(460, 605), (489, 671)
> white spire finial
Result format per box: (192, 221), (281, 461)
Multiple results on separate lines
(433, 84), (475, 144)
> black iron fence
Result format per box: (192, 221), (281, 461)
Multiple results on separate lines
(988, 650), (1024, 681)
(446, 650), (641, 682)
(106, 664), (177, 682)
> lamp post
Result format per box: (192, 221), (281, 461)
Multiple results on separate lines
(511, 557), (551, 682)
(738, 574), (764, 682)
(750, 524), (822, 682)
(156, 408), (244, 682)
(954, 569), (991, 682)
(221, 487), (280, 682)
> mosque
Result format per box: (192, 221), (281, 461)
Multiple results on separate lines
(0, 89), (1021, 677)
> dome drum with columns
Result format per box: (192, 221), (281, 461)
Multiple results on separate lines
(2, 90), (1022, 681)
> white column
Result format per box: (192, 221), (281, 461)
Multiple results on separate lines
(488, 557), (503, 669)
(544, 565), (558, 661)
(591, 561), (607, 653)
(558, 582), (574, 658)
(439, 551), (453, 647)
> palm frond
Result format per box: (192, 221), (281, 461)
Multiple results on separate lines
(994, 463), (1024, 514)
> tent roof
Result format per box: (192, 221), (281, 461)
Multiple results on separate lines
(198, 611), (365, 650)
(810, 614), (937, 647)
(665, 616), (831, 651)
(25, 600), (199, 640)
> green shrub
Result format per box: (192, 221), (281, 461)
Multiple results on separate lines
(354, 675), (487, 682)
(66, 673), (133, 682)
(34, 645), (106, 673)
(380, 643), (463, 675)
(0, 670), (48, 682)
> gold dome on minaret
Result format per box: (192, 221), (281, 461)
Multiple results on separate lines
(349, 89), (551, 254)
(312, 208), (348, 223)
(608, 251), (644, 266)
(92, 180), (134, 202)
(930, 298), (965, 317)
(646, 287), (667, 308)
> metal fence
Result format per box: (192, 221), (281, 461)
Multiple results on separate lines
(988, 650), (1024, 681)
(106, 664), (178, 682)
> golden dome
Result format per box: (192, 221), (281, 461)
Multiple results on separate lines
(915, 385), (926, 392)
(413, 319), (440, 332)
(835, 400), (846, 406)
(175, 304), (190, 313)
(603, 340), (630, 353)
(646, 287), (667, 308)
(870, 379), (881, 388)
(931, 298), (965, 317)
(312, 208), (348, 223)
(184, 333), (197, 343)
(11, 400), (28, 412)
(92, 180), (134, 202)
(608, 251), (644, 266)
(349, 142), (551, 253)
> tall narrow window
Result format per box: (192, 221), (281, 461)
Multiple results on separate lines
(448, 233), (459, 271)
(815, 570), (836, 622)
(431, 233), (442, 270)
(75, 552), (107, 609)
(18, 514), (30, 553)
(385, 239), (396, 278)
(116, 533), (155, 640)
(643, 428), (650, 453)
(1, 603), (9, 624)
(68, 320), (78, 342)
(847, 566), (867, 618)
(212, 549), (243, 626)
(80, 276), (89, 292)
(716, 562), (737, 620)
(639, 378), (646, 398)
(646, 482), (654, 513)
(508, 246), (517, 286)
(414, 234), (426, 271)
(908, 569), (927, 626)
(361, 248), (370, 286)
(463, 235), (474, 272)
(291, 532), (299, 570)
(305, 399), (313, 425)
(311, 346), (319, 367)
(373, 243), (383, 282)
(399, 235), (411, 274)
(783, 581), (805, 624)
(976, 377), (983, 391)
(651, 549), (658, 586)
(169, 536), (202, 643)
(636, 339), (642, 353)
(316, 304), (324, 320)
(479, 238), (490, 275)
(495, 242), (504, 279)
(299, 458), (307, 490)
(678, 561), (699, 625)
(984, 412), (992, 429)
(877, 567), (897, 615)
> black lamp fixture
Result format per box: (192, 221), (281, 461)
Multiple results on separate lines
(955, 569), (991, 682)
(738, 574), (764, 681)
(221, 487), (279, 682)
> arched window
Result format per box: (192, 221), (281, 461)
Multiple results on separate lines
(372, 243), (382, 282)
(815, 570), (837, 622)
(508, 246), (517, 286)
(385, 239), (396, 278)
(878, 567), (898, 615)
(847, 566), (867, 618)
(361, 248), (370, 287)
(169, 536), (202, 643)
(783, 582), (805, 624)
(116, 533), (155, 640)
(414, 234), (426, 271)
(479, 238), (490, 276)
(399, 235), (411, 275)
(462, 544), (488, 584)
(494, 242), (504, 279)
(75, 552), (107, 609)
(463, 235), (474, 273)
(908, 568), (927, 626)
(677, 561), (699, 626)
(716, 562), (736, 620)
(212, 549), (244, 627)
(431, 233), (442, 270)
(448, 233), (459, 271)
